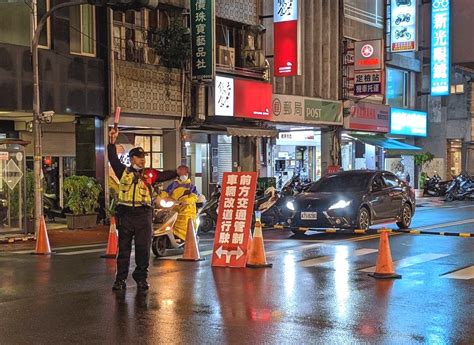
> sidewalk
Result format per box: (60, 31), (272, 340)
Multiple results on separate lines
(0, 223), (109, 252)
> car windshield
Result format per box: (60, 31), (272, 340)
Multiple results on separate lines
(309, 173), (372, 193)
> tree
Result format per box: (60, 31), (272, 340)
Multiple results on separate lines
(414, 152), (434, 188)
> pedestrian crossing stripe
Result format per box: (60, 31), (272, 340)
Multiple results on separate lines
(359, 253), (450, 273)
(300, 248), (378, 268)
(441, 266), (474, 280)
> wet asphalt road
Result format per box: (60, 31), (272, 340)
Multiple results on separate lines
(0, 201), (473, 344)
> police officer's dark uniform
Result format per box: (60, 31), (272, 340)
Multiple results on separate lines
(108, 143), (176, 291)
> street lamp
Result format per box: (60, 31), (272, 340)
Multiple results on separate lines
(31, 0), (159, 234)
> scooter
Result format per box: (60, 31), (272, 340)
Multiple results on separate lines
(197, 185), (221, 233)
(445, 174), (474, 201)
(43, 193), (67, 221)
(151, 194), (205, 257)
(423, 173), (449, 197)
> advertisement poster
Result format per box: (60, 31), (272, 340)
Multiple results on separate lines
(390, 108), (428, 137)
(274, 0), (299, 76)
(347, 103), (390, 133)
(212, 172), (258, 268)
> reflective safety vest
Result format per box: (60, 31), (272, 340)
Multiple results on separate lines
(118, 169), (152, 207)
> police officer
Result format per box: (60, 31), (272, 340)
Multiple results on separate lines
(108, 128), (176, 291)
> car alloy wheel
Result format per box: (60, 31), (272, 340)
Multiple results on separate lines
(397, 203), (412, 229)
(357, 207), (370, 230)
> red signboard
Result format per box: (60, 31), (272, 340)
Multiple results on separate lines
(348, 103), (390, 133)
(274, 20), (298, 77)
(234, 79), (272, 120)
(326, 166), (340, 174)
(212, 172), (258, 268)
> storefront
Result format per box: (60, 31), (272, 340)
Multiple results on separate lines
(270, 94), (343, 184)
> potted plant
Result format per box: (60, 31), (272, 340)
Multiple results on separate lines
(63, 175), (103, 230)
(414, 152), (434, 197)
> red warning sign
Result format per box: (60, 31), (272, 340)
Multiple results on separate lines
(211, 172), (258, 268)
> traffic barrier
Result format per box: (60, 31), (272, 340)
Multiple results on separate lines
(369, 229), (402, 280)
(264, 225), (474, 238)
(247, 219), (272, 268)
(101, 216), (118, 259)
(177, 218), (205, 262)
(34, 216), (52, 255)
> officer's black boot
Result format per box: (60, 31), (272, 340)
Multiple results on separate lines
(112, 279), (127, 291)
(136, 280), (150, 290)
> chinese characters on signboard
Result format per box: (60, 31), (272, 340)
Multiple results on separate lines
(354, 71), (383, 96)
(274, 0), (299, 77)
(272, 94), (342, 125)
(212, 172), (258, 267)
(390, 0), (417, 52)
(191, 0), (214, 82)
(347, 103), (390, 133)
(215, 76), (234, 116)
(431, 0), (450, 96)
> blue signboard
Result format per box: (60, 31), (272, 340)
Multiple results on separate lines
(390, 108), (428, 137)
(431, 0), (450, 96)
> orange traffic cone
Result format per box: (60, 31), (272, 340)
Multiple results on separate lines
(247, 228), (253, 252)
(246, 220), (272, 268)
(34, 216), (52, 255)
(101, 216), (118, 259)
(369, 230), (401, 279)
(177, 218), (204, 261)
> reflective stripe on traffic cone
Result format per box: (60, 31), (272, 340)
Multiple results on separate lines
(101, 216), (118, 259)
(34, 216), (52, 255)
(369, 230), (401, 279)
(246, 220), (272, 268)
(177, 218), (204, 261)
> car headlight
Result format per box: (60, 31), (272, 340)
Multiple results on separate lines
(328, 200), (352, 210)
(286, 201), (295, 211)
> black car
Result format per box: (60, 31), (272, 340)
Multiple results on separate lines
(285, 170), (415, 233)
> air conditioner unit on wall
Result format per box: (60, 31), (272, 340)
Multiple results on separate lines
(218, 46), (235, 67)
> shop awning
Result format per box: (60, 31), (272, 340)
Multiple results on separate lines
(227, 127), (278, 138)
(349, 134), (422, 151)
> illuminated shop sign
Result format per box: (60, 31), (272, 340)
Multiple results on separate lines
(431, 0), (450, 96)
(390, 108), (427, 137)
(274, 0), (299, 77)
(390, 0), (417, 52)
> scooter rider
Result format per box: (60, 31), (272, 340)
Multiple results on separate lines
(160, 165), (199, 242)
(108, 128), (177, 291)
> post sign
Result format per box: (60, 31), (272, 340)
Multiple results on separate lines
(390, 108), (428, 137)
(390, 0), (417, 52)
(354, 71), (383, 96)
(214, 76), (272, 120)
(274, 0), (299, 77)
(354, 40), (383, 71)
(212, 172), (258, 268)
(191, 0), (214, 82)
(347, 103), (390, 133)
(272, 94), (342, 125)
(431, 0), (450, 96)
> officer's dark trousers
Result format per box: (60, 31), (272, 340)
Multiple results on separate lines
(116, 206), (153, 282)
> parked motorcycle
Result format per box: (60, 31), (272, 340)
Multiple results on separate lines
(445, 174), (474, 202)
(197, 185), (221, 233)
(43, 193), (67, 221)
(395, 13), (411, 25)
(423, 173), (449, 197)
(395, 28), (411, 40)
(396, 0), (411, 6)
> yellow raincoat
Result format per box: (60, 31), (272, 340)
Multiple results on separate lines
(161, 178), (198, 240)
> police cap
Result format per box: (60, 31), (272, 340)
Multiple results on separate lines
(129, 147), (147, 158)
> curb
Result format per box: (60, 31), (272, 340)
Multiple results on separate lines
(0, 235), (36, 244)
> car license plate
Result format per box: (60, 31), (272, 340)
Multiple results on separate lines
(301, 212), (317, 220)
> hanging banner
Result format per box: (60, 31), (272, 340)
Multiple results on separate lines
(274, 0), (299, 77)
(212, 172), (258, 268)
(191, 0), (215, 82)
(431, 0), (450, 96)
(390, 0), (417, 52)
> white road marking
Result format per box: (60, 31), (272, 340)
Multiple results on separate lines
(11, 243), (107, 254)
(442, 266), (474, 280)
(414, 219), (474, 231)
(56, 248), (107, 256)
(300, 248), (378, 268)
(359, 253), (450, 273)
(156, 250), (214, 260)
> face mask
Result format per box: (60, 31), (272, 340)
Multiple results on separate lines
(179, 175), (188, 182)
(132, 164), (141, 170)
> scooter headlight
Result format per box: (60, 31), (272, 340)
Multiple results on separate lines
(286, 201), (295, 211)
(160, 199), (175, 208)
